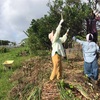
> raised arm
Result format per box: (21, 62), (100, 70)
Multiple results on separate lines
(52, 19), (64, 43)
(93, 10), (100, 20)
(59, 28), (69, 43)
(72, 36), (84, 45)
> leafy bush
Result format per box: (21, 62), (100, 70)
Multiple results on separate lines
(0, 47), (9, 53)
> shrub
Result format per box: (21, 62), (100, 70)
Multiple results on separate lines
(0, 47), (9, 53)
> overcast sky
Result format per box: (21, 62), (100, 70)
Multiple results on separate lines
(0, 0), (99, 43)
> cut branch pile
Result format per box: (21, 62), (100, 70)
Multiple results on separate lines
(41, 81), (60, 100)
(8, 55), (100, 100)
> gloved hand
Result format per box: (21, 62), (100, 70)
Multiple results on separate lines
(72, 36), (76, 41)
(66, 28), (70, 36)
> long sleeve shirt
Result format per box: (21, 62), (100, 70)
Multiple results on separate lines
(86, 16), (100, 34)
(75, 39), (99, 63)
(51, 24), (67, 57)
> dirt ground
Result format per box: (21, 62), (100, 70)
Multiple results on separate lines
(9, 48), (100, 100)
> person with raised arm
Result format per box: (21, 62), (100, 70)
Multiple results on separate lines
(72, 33), (100, 85)
(48, 15), (69, 80)
(86, 9), (100, 43)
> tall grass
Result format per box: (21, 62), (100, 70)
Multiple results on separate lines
(0, 46), (31, 99)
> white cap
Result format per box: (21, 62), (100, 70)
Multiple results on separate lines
(48, 30), (54, 42)
(86, 33), (93, 42)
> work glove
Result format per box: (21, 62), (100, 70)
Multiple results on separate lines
(66, 28), (70, 36)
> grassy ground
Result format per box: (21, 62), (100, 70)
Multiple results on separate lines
(0, 46), (31, 99)
(0, 33), (100, 100)
(0, 46), (50, 100)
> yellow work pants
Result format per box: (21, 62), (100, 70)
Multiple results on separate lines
(50, 54), (62, 80)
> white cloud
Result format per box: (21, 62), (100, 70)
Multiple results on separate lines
(0, 0), (99, 43)
(81, 0), (88, 3)
(0, 0), (49, 43)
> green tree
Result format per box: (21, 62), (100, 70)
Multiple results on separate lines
(0, 40), (10, 45)
(26, 0), (92, 53)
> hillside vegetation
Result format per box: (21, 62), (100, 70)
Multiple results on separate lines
(0, 45), (100, 100)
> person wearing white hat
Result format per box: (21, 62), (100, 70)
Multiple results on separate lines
(86, 9), (100, 43)
(48, 17), (69, 80)
(73, 33), (100, 84)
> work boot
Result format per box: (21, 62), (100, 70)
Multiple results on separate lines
(89, 77), (98, 84)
